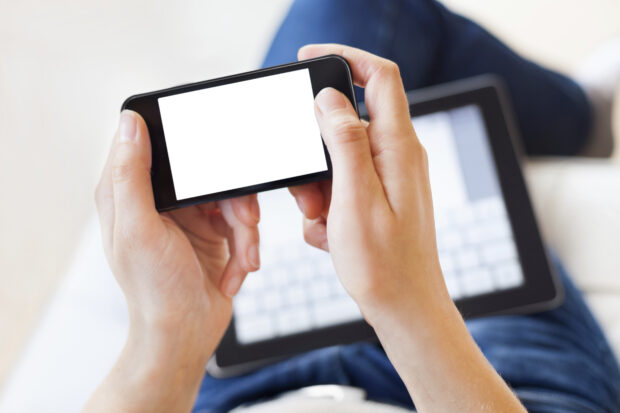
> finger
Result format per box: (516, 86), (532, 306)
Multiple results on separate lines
(218, 200), (260, 296)
(299, 44), (411, 134)
(207, 208), (230, 239)
(166, 204), (216, 243)
(314, 87), (383, 206)
(288, 182), (324, 219)
(230, 194), (260, 226)
(208, 209), (246, 297)
(302, 216), (328, 252)
(95, 132), (117, 254)
(220, 249), (247, 299)
(111, 111), (162, 243)
(300, 44), (420, 207)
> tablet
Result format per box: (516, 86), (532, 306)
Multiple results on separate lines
(210, 75), (563, 377)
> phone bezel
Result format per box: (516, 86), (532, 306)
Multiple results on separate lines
(121, 55), (356, 211)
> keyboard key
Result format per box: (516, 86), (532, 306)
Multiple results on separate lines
(236, 315), (275, 344)
(475, 197), (505, 219)
(261, 290), (283, 311)
(452, 207), (475, 226)
(493, 261), (524, 289)
(295, 265), (314, 281)
(276, 307), (312, 335)
(443, 230), (464, 250)
(312, 298), (361, 328)
(465, 219), (510, 244)
(241, 273), (264, 292)
(283, 284), (306, 306)
(267, 268), (289, 287)
(460, 268), (495, 296)
(480, 241), (517, 264)
(309, 279), (332, 301)
(234, 294), (258, 316)
(317, 257), (335, 276)
(455, 248), (479, 270)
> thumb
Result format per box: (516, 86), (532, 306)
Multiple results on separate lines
(111, 110), (159, 233)
(314, 88), (381, 203)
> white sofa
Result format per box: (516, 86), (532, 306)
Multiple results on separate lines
(524, 159), (620, 352)
(1, 158), (619, 412)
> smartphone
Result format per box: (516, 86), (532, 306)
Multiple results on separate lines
(121, 55), (356, 212)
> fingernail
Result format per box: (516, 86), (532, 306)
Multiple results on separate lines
(224, 274), (243, 297)
(119, 111), (137, 142)
(296, 197), (307, 216)
(250, 200), (260, 222)
(316, 88), (347, 114)
(248, 244), (260, 270)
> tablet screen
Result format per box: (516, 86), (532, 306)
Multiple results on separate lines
(414, 104), (524, 298)
(158, 68), (327, 201)
(232, 104), (524, 344)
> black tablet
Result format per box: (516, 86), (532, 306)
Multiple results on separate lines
(210, 75), (562, 377)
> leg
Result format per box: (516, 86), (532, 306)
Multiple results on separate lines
(263, 0), (592, 156)
(466, 254), (620, 412)
(192, 344), (410, 413)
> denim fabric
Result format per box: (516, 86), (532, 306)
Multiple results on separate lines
(194, 256), (620, 412)
(262, 0), (592, 156)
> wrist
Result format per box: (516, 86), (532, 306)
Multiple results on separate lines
(103, 320), (214, 412)
(126, 304), (220, 369)
(357, 265), (454, 331)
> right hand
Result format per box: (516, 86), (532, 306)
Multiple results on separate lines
(290, 44), (451, 323)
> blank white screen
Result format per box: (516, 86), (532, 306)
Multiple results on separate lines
(158, 69), (327, 201)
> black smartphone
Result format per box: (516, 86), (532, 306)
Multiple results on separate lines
(122, 55), (356, 212)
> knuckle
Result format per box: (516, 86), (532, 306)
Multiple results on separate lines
(303, 227), (314, 245)
(329, 116), (367, 144)
(410, 139), (430, 171)
(111, 162), (136, 184)
(114, 222), (157, 253)
(409, 136), (425, 157)
(377, 60), (401, 81)
(386, 60), (401, 76)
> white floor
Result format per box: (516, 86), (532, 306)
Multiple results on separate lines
(0, 0), (618, 405)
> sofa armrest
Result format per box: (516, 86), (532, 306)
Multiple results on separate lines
(524, 158), (620, 357)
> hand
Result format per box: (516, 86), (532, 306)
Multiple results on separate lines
(290, 44), (449, 323)
(88, 110), (260, 412)
(290, 45), (525, 413)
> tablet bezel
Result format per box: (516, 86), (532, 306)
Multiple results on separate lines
(404, 76), (563, 320)
(212, 75), (562, 376)
(121, 55), (355, 212)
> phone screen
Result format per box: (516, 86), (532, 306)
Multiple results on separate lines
(158, 68), (327, 201)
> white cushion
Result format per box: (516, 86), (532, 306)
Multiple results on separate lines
(525, 158), (620, 357)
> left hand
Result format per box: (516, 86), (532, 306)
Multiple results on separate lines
(88, 110), (260, 412)
(96, 110), (260, 340)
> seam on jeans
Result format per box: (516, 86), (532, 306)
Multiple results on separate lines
(333, 345), (353, 386)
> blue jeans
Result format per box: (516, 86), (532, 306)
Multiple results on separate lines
(195, 1), (620, 411)
(194, 256), (620, 412)
(263, 0), (592, 156)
